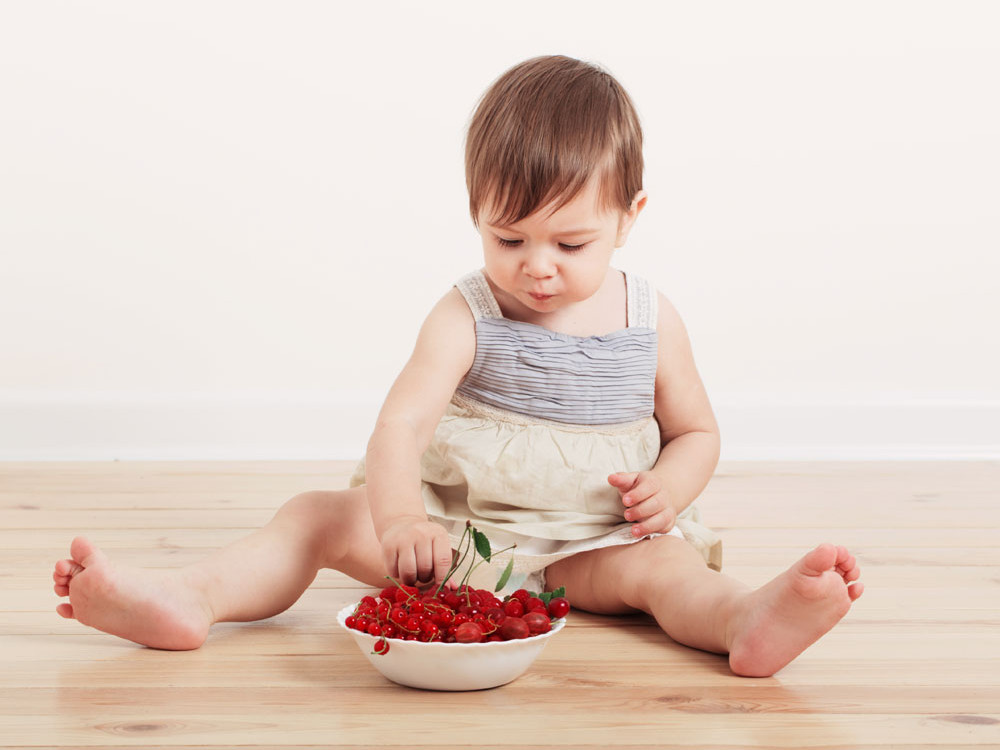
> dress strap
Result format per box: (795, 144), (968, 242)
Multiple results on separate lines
(625, 272), (658, 329)
(456, 270), (503, 320)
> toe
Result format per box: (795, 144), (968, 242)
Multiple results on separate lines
(54, 582), (69, 596)
(848, 581), (865, 601)
(70, 536), (102, 567)
(56, 603), (75, 619)
(801, 543), (839, 575)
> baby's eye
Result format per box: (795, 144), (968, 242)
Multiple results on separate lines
(497, 238), (522, 248)
(560, 243), (587, 252)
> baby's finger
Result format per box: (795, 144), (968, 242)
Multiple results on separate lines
(414, 538), (436, 584)
(623, 494), (661, 523)
(396, 546), (418, 585)
(608, 472), (639, 492)
(631, 509), (675, 537)
(432, 534), (454, 585)
(621, 474), (661, 508)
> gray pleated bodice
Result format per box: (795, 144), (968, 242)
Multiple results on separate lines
(454, 270), (659, 425)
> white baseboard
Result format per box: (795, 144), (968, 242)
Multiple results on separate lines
(0, 390), (997, 461)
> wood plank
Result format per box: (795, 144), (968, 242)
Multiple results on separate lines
(0, 711), (998, 747)
(5, 526), (998, 551)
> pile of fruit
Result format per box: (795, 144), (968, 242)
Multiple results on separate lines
(343, 521), (570, 654)
(345, 584), (570, 652)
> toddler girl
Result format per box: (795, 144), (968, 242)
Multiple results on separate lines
(52, 55), (862, 677)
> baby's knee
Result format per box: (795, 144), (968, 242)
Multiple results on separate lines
(274, 490), (351, 533)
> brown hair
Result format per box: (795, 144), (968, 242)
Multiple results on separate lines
(465, 55), (643, 228)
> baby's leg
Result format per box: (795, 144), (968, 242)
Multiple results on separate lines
(51, 488), (386, 650)
(544, 536), (863, 677)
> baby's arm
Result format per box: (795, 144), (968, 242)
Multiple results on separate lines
(609, 292), (721, 537)
(365, 288), (476, 585)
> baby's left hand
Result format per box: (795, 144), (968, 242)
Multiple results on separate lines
(608, 471), (676, 537)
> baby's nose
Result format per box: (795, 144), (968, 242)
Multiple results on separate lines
(522, 249), (557, 278)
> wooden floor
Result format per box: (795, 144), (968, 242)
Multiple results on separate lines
(1, 461), (998, 749)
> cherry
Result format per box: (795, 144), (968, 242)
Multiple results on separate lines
(500, 617), (530, 640)
(455, 622), (484, 643)
(547, 597), (571, 619)
(523, 611), (551, 635)
(524, 596), (546, 613)
(503, 599), (524, 618)
(373, 637), (390, 655)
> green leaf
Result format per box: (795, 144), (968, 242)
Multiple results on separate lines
(472, 528), (492, 561)
(494, 557), (514, 591)
(551, 586), (566, 599)
(539, 591), (553, 605)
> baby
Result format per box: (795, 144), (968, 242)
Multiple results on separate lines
(52, 55), (862, 677)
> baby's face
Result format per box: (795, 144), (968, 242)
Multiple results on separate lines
(477, 174), (645, 317)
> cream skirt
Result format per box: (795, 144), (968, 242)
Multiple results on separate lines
(351, 393), (722, 594)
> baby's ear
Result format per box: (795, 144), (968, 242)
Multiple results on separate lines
(615, 191), (648, 246)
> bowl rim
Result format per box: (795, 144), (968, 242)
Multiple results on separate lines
(336, 602), (565, 648)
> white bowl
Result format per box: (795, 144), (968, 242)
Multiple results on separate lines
(337, 603), (566, 691)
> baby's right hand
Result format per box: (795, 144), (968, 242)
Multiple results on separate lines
(379, 515), (455, 587)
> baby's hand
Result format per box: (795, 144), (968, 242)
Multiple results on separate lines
(608, 471), (677, 537)
(379, 516), (455, 588)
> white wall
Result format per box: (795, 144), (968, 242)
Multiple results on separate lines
(1, 1), (997, 460)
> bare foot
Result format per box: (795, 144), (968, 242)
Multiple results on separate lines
(726, 543), (863, 677)
(52, 536), (213, 650)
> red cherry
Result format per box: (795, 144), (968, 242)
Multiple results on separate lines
(547, 597), (571, 619)
(523, 611), (551, 635)
(484, 607), (507, 624)
(500, 617), (530, 640)
(503, 599), (524, 618)
(455, 622), (485, 643)
(524, 596), (546, 613)
(373, 637), (390, 655)
(511, 589), (530, 603)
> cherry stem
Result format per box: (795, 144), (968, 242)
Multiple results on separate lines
(434, 521), (474, 597)
(459, 542), (517, 601)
